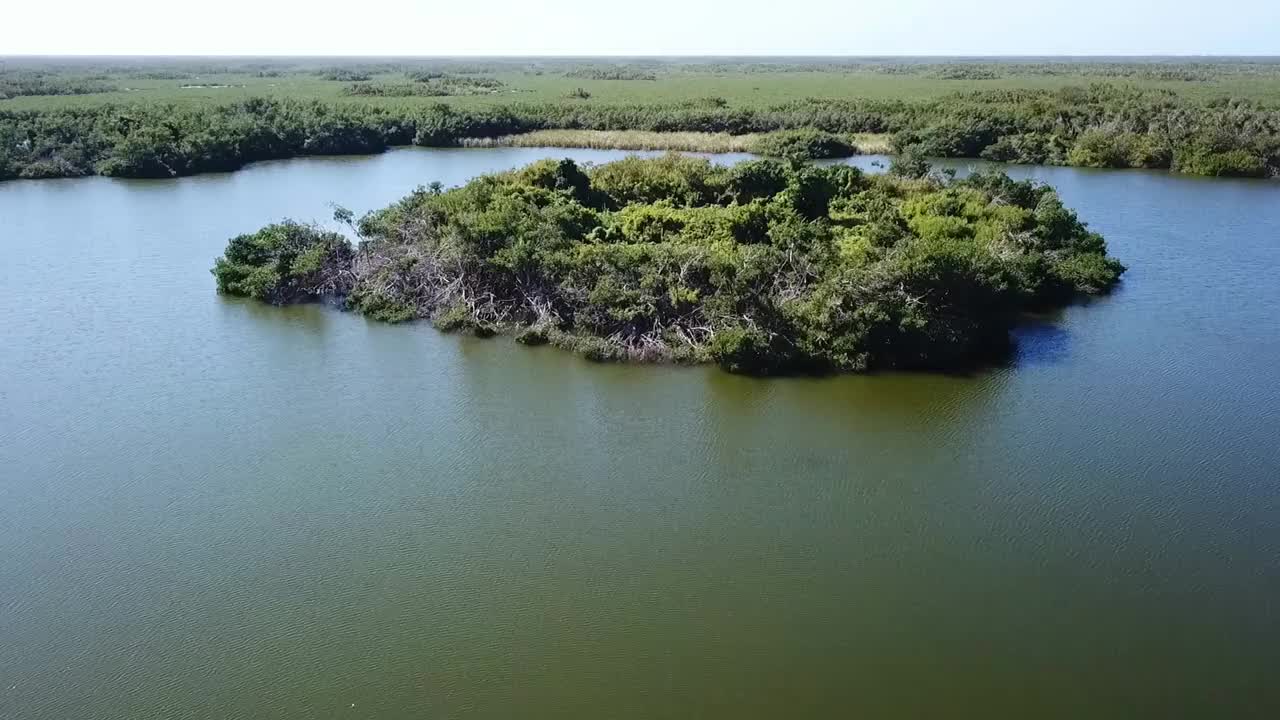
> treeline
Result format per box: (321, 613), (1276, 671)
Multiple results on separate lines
(0, 73), (117, 100)
(8, 57), (1280, 83)
(3, 85), (1278, 180)
(563, 68), (658, 81)
(895, 86), (1280, 176)
(870, 62), (1278, 82)
(212, 155), (1123, 373)
(317, 69), (373, 82)
(928, 67), (1001, 81)
(342, 76), (506, 97)
(0, 99), (410, 179)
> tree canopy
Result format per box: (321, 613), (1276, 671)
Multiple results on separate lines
(4, 83), (1278, 181)
(214, 156), (1124, 374)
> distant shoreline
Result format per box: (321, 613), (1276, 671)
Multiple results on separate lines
(3, 57), (1277, 181)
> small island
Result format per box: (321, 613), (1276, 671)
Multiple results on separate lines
(213, 155), (1123, 374)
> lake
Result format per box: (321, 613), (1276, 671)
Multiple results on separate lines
(2, 148), (1279, 719)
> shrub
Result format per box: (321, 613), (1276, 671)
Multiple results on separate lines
(751, 130), (856, 160)
(212, 222), (352, 304)
(708, 326), (794, 374)
(1174, 147), (1267, 177)
(888, 147), (932, 179)
(515, 325), (550, 345)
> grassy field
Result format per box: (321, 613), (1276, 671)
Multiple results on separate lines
(6, 57), (1280, 111)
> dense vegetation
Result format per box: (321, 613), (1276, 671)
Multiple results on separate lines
(0, 73), (117, 99)
(341, 76), (505, 97)
(3, 57), (1279, 180)
(750, 129), (857, 159)
(0, 99), (408, 178)
(213, 155), (1123, 374)
(316, 69), (372, 82)
(564, 68), (658, 81)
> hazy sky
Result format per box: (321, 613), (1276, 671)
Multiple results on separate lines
(5, 0), (1279, 56)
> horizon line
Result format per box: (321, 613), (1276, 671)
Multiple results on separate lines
(4, 53), (1280, 59)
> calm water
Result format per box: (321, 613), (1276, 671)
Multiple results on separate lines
(2, 148), (1279, 719)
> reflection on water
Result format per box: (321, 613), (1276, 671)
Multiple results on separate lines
(1011, 316), (1072, 367)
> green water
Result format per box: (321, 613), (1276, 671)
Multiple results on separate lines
(2, 148), (1279, 719)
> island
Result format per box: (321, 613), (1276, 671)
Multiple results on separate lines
(212, 155), (1124, 374)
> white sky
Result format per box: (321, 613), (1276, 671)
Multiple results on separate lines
(3, 0), (1278, 56)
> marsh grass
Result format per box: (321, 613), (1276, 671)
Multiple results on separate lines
(8, 58), (1280, 112)
(849, 133), (893, 154)
(461, 129), (892, 154)
(461, 130), (762, 153)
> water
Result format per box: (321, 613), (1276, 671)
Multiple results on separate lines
(2, 148), (1279, 719)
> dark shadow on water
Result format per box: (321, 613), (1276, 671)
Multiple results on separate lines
(1010, 317), (1072, 367)
(219, 294), (337, 336)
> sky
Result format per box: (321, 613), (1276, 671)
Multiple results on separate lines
(3, 0), (1279, 56)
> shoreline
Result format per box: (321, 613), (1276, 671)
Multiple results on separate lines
(8, 140), (1280, 187)
(458, 129), (894, 155)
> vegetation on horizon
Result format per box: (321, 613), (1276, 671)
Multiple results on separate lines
(3, 57), (1279, 180)
(341, 76), (506, 97)
(213, 155), (1124, 374)
(564, 67), (659, 81)
(0, 73), (117, 100)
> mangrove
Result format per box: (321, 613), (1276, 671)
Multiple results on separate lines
(212, 155), (1125, 374)
(3, 84), (1279, 180)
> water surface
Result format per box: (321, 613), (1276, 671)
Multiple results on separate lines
(2, 148), (1279, 719)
